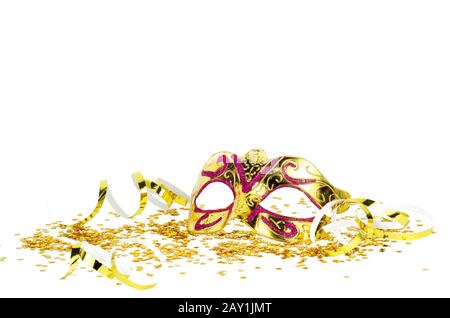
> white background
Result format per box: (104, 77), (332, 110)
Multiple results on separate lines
(0, 1), (449, 297)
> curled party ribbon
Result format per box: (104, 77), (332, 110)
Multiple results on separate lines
(72, 172), (189, 226)
(310, 198), (433, 256)
(74, 180), (108, 226)
(62, 241), (162, 290)
(107, 171), (149, 218)
(156, 178), (190, 207)
(146, 178), (190, 209)
(62, 242), (114, 279)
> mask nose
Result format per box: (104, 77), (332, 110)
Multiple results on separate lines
(231, 192), (252, 220)
(231, 191), (264, 223)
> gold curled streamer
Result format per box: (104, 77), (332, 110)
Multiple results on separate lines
(111, 253), (157, 290)
(322, 199), (375, 256)
(61, 244), (82, 279)
(62, 243), (158, 290)
(129, 171), (149, 217)
(61, 244), (114, 279)
(156, 178), (190, 207)
(146, 179), (189, 208)
(315, 198), (433, 256)
(352, 200), (433, 241)
(383, 211), (410, 227)
(107, 171), (149, 219)
(174, 195), (188, 206)
(73, 180), (108, 226)
(70, 172), (189, 226)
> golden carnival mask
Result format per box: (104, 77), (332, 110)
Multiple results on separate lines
(188, 149), (351, 242)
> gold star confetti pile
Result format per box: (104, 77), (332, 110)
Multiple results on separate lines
(8, 194), (433, 290)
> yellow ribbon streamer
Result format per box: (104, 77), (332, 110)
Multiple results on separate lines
(71, 172), (189, 226)
(147, 179), (189, 208)
(312, 198), (433, 256)
(106, 171), (149, 219)
(62, 243), (159, 290)
(74, 180), (108, 226)
(61, 243), (114, 279)
(111, 252), (157, 290)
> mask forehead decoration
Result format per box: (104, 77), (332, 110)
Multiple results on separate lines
(188, 149), (350, 242)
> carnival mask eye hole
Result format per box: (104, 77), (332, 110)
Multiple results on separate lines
(195, 181), (234, 210)
(259, 187), (317, 218)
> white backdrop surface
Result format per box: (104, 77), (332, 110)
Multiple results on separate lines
(0, 1), (449, 297)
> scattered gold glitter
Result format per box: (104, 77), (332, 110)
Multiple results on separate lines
(0, 256), (6, 262)
(343, 275), (350, 279)
(179, 272), (186, 275)
(422, 268), (430, 272)
(17, 205), (422, 284)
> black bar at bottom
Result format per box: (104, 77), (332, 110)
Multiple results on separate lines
(0, 298), (446, 316)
